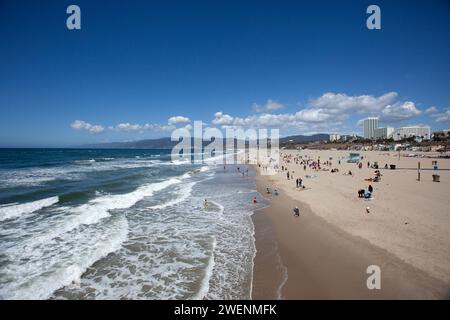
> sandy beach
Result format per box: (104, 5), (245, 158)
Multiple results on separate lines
(251, 150), (450, 299)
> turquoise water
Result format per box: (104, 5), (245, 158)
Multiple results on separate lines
(0, 149), (264, 299)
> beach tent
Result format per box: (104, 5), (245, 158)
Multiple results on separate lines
(347, 153), (360, 163)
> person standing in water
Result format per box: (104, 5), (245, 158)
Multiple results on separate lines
(203, 199), (208, 208)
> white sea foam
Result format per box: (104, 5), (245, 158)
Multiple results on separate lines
(147, 182), (195, 210)
(74, 159), (96, 165)
(1, 216), (129, 300)
(0, 158), (163, 188)
(192, 237), (216, 300)
(28, 177), (185, 246)
(0, 196), (59, 221)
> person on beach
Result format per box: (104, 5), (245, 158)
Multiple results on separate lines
(203, 199), (208, 208)
(252, 196), (257, 204)
(287, 171), (290, 180)
(293, 206), (300, 217)
(266, 187), (271, 194)
(368, 185), (373, 193)
(274, 189), (278, 196)
(296, 178), (299, 188)
(299, 178), (302, 187)
(358, 189), (365, 198)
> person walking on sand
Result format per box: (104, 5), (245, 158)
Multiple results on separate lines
(296, 178), (299, 188)
(293, 206), (300, 217)
(287, 171), (290, 180)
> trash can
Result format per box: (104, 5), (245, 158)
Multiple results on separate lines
(432, 174), (440, 182)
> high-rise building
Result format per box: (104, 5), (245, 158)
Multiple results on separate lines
(373, 127), (394, 140)
(392, 126), (431, 141)
(329, 133), (340, 142)
(363, 117), (379, 139)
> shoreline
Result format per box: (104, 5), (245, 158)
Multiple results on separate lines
(250, 161), (449, 299)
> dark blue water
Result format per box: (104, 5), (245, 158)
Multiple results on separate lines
(0, 149), (264, 299)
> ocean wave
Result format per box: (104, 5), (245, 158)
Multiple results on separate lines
(192, 237), (216, 300)
(0, 160), (159, 188)
(22, 176), (188, 248)
(74, 159), (96, 165)
(1, 216), (128, 300)
(147, 182), (195, 210)
(0, 196), (59, 222)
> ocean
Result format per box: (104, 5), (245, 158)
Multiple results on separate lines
(0, 148), (264, 299)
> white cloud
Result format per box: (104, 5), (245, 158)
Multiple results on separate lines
(116, 123), (142, 131)
(424, 106), (438, 114)
(379, 101), (422, 122)
(210, 92), (424, 134)
(71, 120), (105, 134)
(432, 108), (450, 123)
(308, 92), (398, 115)
(168, 116), (190, 125)
(253, 99), (285, 112)
(212, 112), (234, 125)
(114, 123), (175, 132)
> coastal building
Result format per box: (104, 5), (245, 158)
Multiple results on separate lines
(363, 117), (379, 139)
(392, 126), (431, 141)
(329, 133), (340, 142)
(373, 127), (394, 140)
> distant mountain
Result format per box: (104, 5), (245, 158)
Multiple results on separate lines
(279, 134), (329, 144)
(82, 134), (329, 149)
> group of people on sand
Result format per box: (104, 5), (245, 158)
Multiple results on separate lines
(358, 184), (374, 199)
(266, 187), (278, 196)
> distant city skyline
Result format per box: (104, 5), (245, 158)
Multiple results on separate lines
(1, 0), (449, 147)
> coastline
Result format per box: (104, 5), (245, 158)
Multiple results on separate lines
(250, 155), (450, 299)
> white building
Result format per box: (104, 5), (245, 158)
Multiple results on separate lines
(373, 127), (394, 140)
(392, 126), (431, 141)
(329, 133), (340, 142)
(363, 117), (379, 139)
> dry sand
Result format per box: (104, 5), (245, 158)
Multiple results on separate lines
(250, 150), (450, 299)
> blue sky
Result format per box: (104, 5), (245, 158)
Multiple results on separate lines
(0, 0), (449, 147)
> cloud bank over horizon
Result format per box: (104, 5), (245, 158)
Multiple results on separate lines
(71, 91), (447, 138)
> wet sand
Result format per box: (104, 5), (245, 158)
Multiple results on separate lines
(251, 155), (450, 299)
